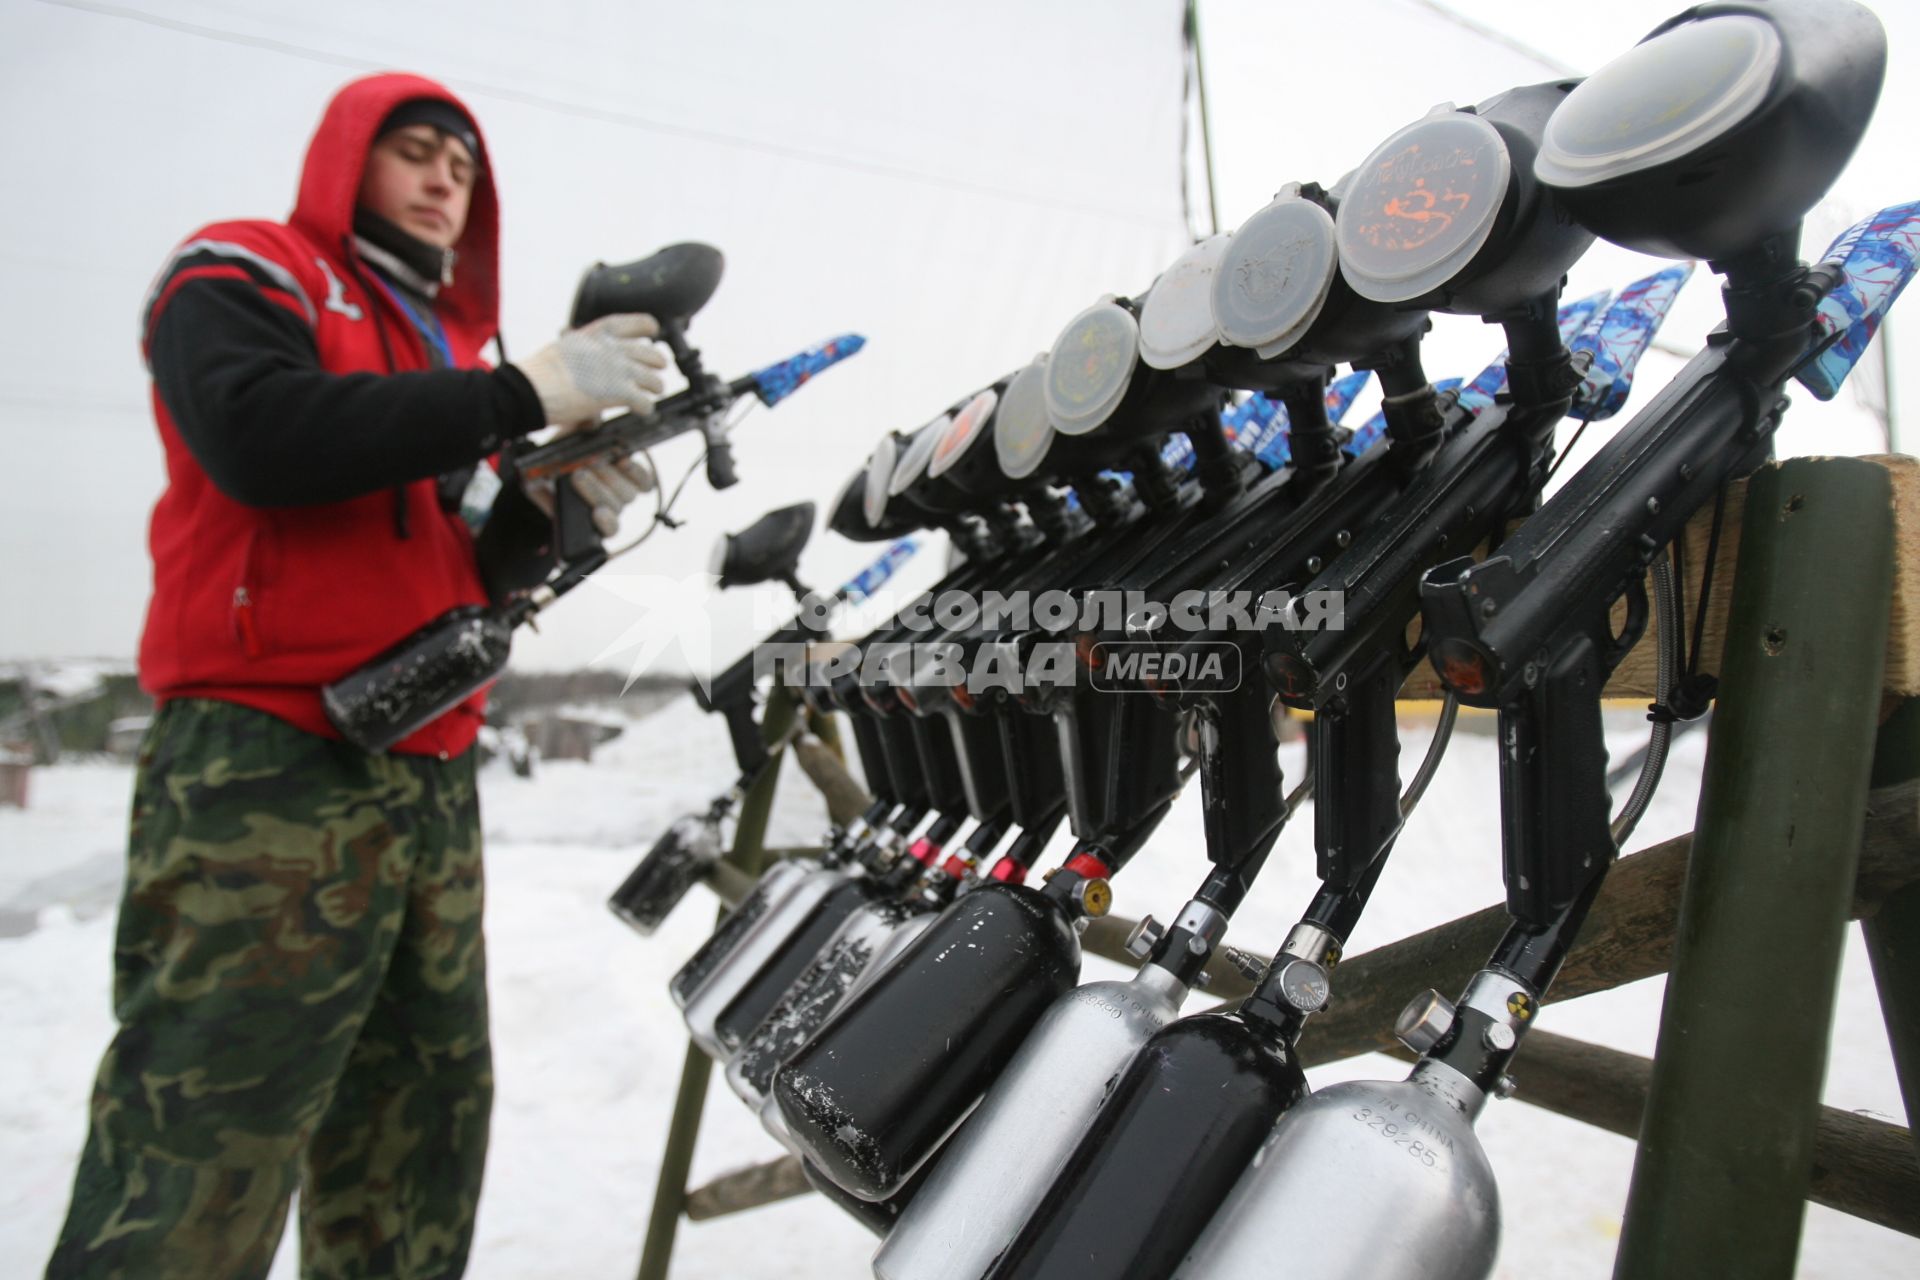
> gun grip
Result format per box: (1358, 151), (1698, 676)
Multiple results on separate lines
(1313, 651), (1405, 890)
(1196, 685), (1291, 908)
(706, 439), (738, 489)
(724, 699), (769, 775)
(553, 480), (604, 564)
(1497, 634), (1615, 928)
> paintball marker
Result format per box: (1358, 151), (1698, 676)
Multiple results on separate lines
(321, 244), (866, 754)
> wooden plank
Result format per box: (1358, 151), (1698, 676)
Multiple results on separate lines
(1297, 778), (1920, 1068)
(685, 1155), (812, 1221)
(678, 1040), (1918, 1237)
(1077, 776), (1920, 1065)
(793, 735), (873, 826)
(683, 786), (1918, 1233)
(1400, 455), (1920, 700)
(1514, 1030), (1920, 1239)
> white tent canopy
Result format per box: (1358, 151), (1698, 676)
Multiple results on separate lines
(1, 0), (1912, 671)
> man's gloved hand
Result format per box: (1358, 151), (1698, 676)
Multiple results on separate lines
(569, 454), (655, 537)
(523, 449), (655, 539)
(514, 313), (671, 425)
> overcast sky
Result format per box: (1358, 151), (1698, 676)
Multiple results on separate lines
(2, 0), (1914, 678)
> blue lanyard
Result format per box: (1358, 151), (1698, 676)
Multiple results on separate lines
(368, 270), (454, 368)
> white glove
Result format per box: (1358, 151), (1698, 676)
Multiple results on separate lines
(514, 313), (671, 425)
(524, 452), (655, 539)
(571, 454), (655, 537)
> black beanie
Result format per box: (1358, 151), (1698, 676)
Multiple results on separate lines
(377, 98), (482, 166)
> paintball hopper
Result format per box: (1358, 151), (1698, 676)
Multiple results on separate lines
(1139, 233), (1231, 370)
(827, 466), (889, 542)
(1534, 0), (1887, 261)
(993, 356), (1059, 482)
(1337, 83), (1594, 317)
(825, 437), (917, 542)
(927, 382), (1014, 498)
(710, 502), (816, 593)
(569, 242), (724, 329)
(863, 431), (904, 527)
(1209, 184), (1432, 374)
(890, 412), (953, 504)
(1043, 296), (1221, 440)
(1207, 198), (1337, 361)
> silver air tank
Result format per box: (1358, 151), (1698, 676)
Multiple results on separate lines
(1176, 1023), (1501, 1280)
(668, 858), (814, 1009)
(725, 898), (918, 1109)
(681, 861), (865, 1060)
(875, 916), (1206, 1280)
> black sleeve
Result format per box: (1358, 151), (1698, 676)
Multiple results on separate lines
(147, 274), (545, 508)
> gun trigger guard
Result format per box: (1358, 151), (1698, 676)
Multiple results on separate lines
(1607, 576), (1650, 668)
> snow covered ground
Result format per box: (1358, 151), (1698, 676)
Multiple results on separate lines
(3, 694), (1915, 1278)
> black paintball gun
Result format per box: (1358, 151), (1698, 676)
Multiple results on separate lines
(321, 244), (865, 753)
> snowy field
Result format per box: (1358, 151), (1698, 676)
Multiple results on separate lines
(3, 693), (1915, 1278)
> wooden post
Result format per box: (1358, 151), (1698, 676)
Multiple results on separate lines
(792, 735), (873, 827)
(1863, 697), (1920, 1156)
(634, 1041), (716, 1280)
(1615, 459), (1896, 1280)
(805, 704), (846, 763)
(635, 688), (798, 1280)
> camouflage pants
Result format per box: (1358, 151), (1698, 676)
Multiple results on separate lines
(46, 699), (492, 1280)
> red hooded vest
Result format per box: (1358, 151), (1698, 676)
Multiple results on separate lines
(138, 73), (505, 757)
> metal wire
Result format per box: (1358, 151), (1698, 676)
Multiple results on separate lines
(1400, 692), (1459, 817)
(1611, 552), (1680, 844)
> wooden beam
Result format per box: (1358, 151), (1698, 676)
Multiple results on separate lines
(1079, 776), (1920, 1067)
(1400, 454), (1920, 700)
(682, 783), (1918, 1233)
(1516, 1030), (1920, 1239)
(1294, 776), (1920, 1069)
(684, 1155), (812, 1221)
(793, 735), (873, 827)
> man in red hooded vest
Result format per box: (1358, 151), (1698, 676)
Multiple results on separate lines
(46, 74), (666, 1279)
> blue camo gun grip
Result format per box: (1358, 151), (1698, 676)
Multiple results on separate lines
(1796, 200), (1920, 402)
(750, 333), (867, 408)
(837, 538), (918, 604)
(1567, 264), (1692, 422)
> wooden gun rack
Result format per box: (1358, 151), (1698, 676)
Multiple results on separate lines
(635, 456), (1920, 1280)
